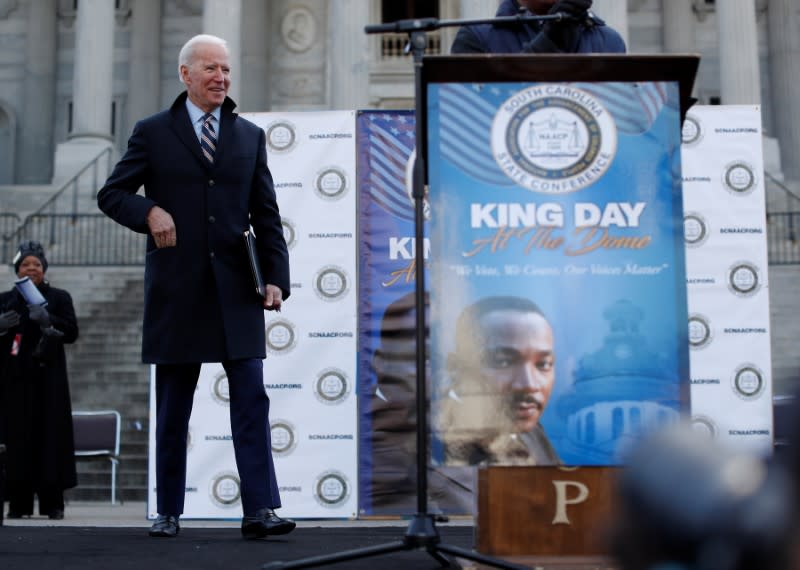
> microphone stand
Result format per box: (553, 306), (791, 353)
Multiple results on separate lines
(263, 12), (564, 570)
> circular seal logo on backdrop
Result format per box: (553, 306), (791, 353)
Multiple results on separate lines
(270, 420), (298, 456)
(211, 370), (230, 406)
(722, 161), (757, 195)
(684, 212), (709, 248)
(691, 415), (718, 438)
(281, 217), (298, 250)
(266, 121), (298, 153)
(314, 471), (350, 508)
(314, 167), (348, 200)
(209, 472), (241, 508)
(681, 115), (703, 146)
(266, 319), (297, 355)
(314, 368), (350, 405)
(313, 266), (349, 301)
(727, 261), (761, 297)
(491, 85), (617, 194)
(688, 314), (713, 349)
(731, 364), (765, 401)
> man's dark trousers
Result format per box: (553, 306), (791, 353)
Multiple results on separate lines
(155, 358), (281, 515)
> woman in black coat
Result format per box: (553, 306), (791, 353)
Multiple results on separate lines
(0, 241), (79, 519)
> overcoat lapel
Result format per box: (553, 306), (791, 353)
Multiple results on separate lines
(167, 96), (209, 169)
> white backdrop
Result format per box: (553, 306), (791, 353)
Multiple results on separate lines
(147, 111), (358, 519)
(682, 105), (773, 453)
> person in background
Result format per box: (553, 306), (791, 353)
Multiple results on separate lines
(451, 0), (625, 55)
(97, 33), (292, 540)
(0, 241), (79, 520)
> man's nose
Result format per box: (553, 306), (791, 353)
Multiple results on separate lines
(512, 363), (542, 390)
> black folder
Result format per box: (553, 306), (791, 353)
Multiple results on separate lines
(244, 230), (266, 298)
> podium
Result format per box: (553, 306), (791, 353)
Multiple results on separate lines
(422, 54), (699, 558)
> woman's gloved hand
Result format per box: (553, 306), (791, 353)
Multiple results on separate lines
(0, 310), (21, 333)
(27, 304), (51, 328)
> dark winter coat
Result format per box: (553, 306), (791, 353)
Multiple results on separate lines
(451, 0), (626, 54)
(98, 92), (290, 364)
(0, 283), (79, 496)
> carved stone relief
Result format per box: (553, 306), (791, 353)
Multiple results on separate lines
(280, 5), (316, 53)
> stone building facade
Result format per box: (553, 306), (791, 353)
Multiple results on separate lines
(0, 0), (797, 196)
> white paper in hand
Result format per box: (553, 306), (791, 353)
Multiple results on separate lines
(15, 276), (48, 307)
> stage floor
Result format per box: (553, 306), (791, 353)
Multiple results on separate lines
(0, 503), (617, 569)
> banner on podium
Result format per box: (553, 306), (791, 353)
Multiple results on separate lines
(427, 81), (690, 467)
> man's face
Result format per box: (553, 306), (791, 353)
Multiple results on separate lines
(180, 42), (230, 113)
(472, 309), (555, 433)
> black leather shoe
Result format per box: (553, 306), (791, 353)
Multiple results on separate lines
(241, 508), (296, 539)
(149, 514), (180, 537)
(48, 509), (64, 520)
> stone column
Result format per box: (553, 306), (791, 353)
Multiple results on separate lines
(240, 0), (270, 112)
(71, 0), (115, 139)
(203, 0), (242, 104)
(662, 0), (694, 53)
(327, 0), (370, 110)
(16, 0), (57, 183)
(767, 0), (800, 182)
(717, 0), (761, 104)
(591, 0), (628, 48)
(128, 0), (162, 128)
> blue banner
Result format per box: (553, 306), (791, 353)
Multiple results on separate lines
(427, 82), (689, 467)
(356, 110), (425, 515)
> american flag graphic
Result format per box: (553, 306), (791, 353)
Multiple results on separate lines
(361, 112), (417, 221)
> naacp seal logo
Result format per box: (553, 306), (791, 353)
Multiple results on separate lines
(209, 472), (241, 508)
(492, 85), (617, 194)
(684, 212), (709, 248)
(732, 364), (765, 401)
(691, 415), (717, 438)
(688, 314), (713, 349)
(211, 370), (230, 406)
(271, 420), (298, 456)
(722, 162), (757, 195)
(265, 121), (297, 153)
(266, 319), (297, 355)
(314, 266), (349, 301)
(314, 368), (350, 405)
(281, 217), (298, 250)
(727, 261), (760, 297)
(681, 115), (703, 146)
(314, 471), (350, 508)
(314, 167), (348, 200)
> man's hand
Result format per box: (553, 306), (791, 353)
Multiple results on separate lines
(263, 284), (283, 312)
(147, 206), (177, 248)
(0, 310), (20, 333)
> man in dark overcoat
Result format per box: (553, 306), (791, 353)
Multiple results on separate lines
(97, 34), (294, 539)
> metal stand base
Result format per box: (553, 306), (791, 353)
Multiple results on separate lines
(262, 513), (526, 570)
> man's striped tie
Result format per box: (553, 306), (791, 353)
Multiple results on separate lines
(200, 113), (217, 165)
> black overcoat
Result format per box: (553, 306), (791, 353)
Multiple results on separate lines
(98, 93), (290, 363)
(0, 283), (79, 495)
